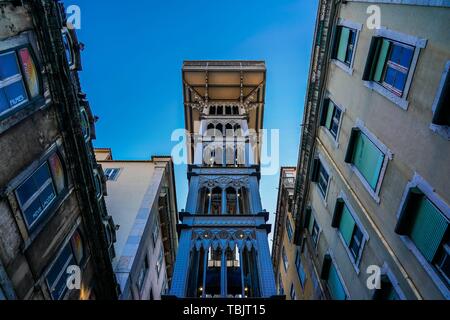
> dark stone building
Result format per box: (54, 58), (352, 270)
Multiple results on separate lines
(0, 0), (118, 299)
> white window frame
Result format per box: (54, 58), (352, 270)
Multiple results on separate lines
(307, 207), (322, 250)
(396, 173), (450, 299)
(363, 27), (427, 110)
(336, 191), (370, 274)
(316, 153), (332, 203)
(326, 251), (351, 300)
(430, 60), (450, 140)
(378, 263), (407, 300)
(349, 119), (393, 204)
(321, 94), (346, 148)
(331, 19), (363, 75)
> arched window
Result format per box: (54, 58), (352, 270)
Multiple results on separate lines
(209, 105), (216, 115)
(80, 107), (90, 141)
(197, 187), (210, 214)
(217, 105), (223, 115)
(225, 106), (232, 115)
(234, 124), (242, 137)
(225, 123), (233, 138)
(206, 123), (215, 137)
(210, 187), (222, 215)
(232, 106), (239, 115)
(216, 123), (223, 137)
(226, 187), (237, 215)
(238, 187), (250, 214)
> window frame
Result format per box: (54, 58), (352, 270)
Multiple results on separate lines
(156, 246), (164, 279)
(282, 246), (289, 272)
(332, 192), (369, 273)
(295, 249), (307, 288)
(430, 60), (450, 140)
(285, 216), (293, 242)
(321, 253), (350, 300)
(345, 120), (392, 203)
(14, 149), (68, 232)
(0, 43), (44, 120)
(137, 255), (150, 292)
(331, 19), (362, 75)
(320, 97), (345, 145)
(395, 174), (450, 298)
(44, 228), (86, 300)
(104, 168), (121, 181)
(363, 28), (427, 110)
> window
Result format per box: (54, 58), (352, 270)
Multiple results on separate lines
(137, 256), (149, 291)
(15, 153), (66, 231)
(305, 209), (320, 247)
(282, 246), (289, 271)
(373, 276), (400, 300)
(295, 250), (307, 288)
(290, 283), (296, 300)
(332, 199), (367, 265)
(311, 158), (330, 198)
(93, 171), (102, 199)
(104, 168), (121, 181)
(156, 247), (164, 278)
(363, 37), (414, 97)
(0, 47), (40, 117)
(321, 255), (347, 300)
(431, 61), (450, 138)
(46, 231), (84, 300)
(286, 217), (293, 242)
(152, 216), (160, 248)
(320, 99), (342, 140)
(332, 26), (357, 66)
(62, 31), (74, 68)
(80, 107), (90, 141)
(395, 187), (449, 289)
(278, 273), (284, 295)
(345, 128), (385, 192)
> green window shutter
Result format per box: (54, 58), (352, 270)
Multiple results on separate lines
(373, 39), (390, 82)
(320, 98), (330, 126)
(304, 207), (312, 229)
(363, 37), (381, 81)
(409, 197), (448, 262)
(328, 264), (346, 300)
(331, 198), (345, 228)
(345, 128), (360, 163)
(338, 205), (355, 246)
(432, 70), (450, 126)
(311, 158), (320, 183)
(325, 100), (335, 130)
(320, 254), (332, 280)
(308, 214), (315, 234)
(353, 132), (385, 190)
(337, 27), (350, 62)
(395, 188), (423, 235)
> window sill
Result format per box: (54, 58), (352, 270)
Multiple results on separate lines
(331, 59), (353, 76)
(0, 96), (47, 135)
(363, 81), (409, 110)
(430, 124), (450, 141)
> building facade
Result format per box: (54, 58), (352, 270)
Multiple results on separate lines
(0, 1), (117, 299)
(95, 148), (178, 300)
(272, 167), (325, 300)
(169, 61), (277, 298)
(294, 0), (450, 300)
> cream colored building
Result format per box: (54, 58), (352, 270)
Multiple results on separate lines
(95, 149), (178, 300)
(272, 168), (325, 300)
(294, 0), (450, 300)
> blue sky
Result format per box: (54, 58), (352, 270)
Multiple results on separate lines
(66, 0), (318, 236)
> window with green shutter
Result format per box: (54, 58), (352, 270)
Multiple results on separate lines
(339, 206), (356, 246)
(409, 196), (448, 262)
(351, 131), (385, 190)
(363, 37), (415, 97)
(327, 264), (347, 300)
(396, 187), (450, 288)
(321, 99), (342, 140)
(333, 26), (357, 66)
